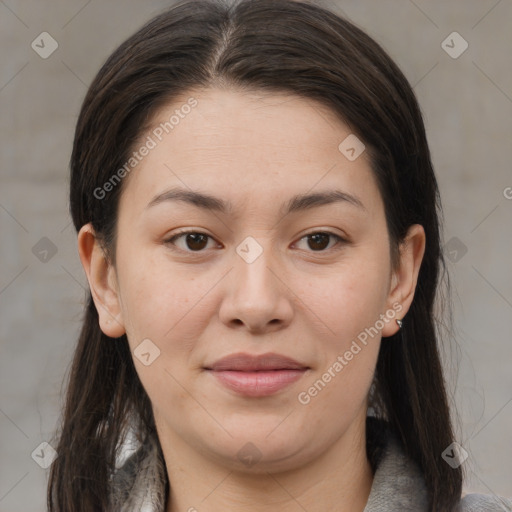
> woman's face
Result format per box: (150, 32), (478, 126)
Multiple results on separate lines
(80, 87), (424, 473)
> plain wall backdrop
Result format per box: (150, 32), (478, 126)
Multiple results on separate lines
(0, 0), (511, 510)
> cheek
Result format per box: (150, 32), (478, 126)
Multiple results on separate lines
(297, 270), (385, 417)
(115, 251), (204, 412)
(303, 256), (390, 341)
(295, 246), (389, 402)
(115, 246), (198, 346)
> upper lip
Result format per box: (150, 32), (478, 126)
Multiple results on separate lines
(205, 352), (309, 371)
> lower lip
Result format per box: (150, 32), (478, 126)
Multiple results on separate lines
(207, 369), (307, 397)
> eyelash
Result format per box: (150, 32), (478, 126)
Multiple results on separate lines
(163, 229), (347, 254)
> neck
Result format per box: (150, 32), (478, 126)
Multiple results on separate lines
(161, 417), (373, 512)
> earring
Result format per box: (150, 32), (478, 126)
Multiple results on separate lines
(396, 318), (403, 329)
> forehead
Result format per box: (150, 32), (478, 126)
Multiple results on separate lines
(146, 87), (353, 161)
(118, 87), (381, 217)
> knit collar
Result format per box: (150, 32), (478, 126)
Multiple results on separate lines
(363, 420), (429, 511)
(110, 417), (428, 511)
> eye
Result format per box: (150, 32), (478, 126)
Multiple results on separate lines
(294, 231), (346, 252)
(164, 230), (347, 254)
(164, 230), (217, 252)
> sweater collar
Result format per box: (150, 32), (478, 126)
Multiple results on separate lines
(363, 421), (429, 511)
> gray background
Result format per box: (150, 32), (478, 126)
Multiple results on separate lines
(1, 0), (511, 510)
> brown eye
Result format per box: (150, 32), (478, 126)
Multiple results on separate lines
(165, 230), (346, 254)
(165, 231), (214, 252)
(296, 231), (346, 252)
(307, 232), (330, 251)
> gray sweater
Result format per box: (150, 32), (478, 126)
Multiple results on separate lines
(110, 423), (512, 511)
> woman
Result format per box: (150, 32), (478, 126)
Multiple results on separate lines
(47, 0), (511, 510)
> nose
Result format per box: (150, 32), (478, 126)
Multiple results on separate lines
(218, 240), (294, 334)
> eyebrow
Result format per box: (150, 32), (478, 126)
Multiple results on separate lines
(145, 187), (366, 215)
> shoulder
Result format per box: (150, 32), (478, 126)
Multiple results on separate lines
(365, 418), (512, 512)
(456, 493), (512, 511)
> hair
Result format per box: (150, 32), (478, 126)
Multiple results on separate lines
(47, 0), (462, 510)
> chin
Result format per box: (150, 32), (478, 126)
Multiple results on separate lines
(204, 427), (312, 473)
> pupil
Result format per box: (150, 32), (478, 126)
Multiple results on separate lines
(187, 233), (207, 251)
(309, 233), (329, 251)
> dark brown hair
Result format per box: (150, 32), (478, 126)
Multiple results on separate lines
(48, 0), (462, 510)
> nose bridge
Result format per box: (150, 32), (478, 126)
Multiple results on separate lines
(218, 234), (294, 331)
(233, 235), (280, 299)
(219, 230), (294, 333)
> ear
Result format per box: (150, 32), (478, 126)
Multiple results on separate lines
(77, 223), (126, 338)
(381, 223), (426, 338)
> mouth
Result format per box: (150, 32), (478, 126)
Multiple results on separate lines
(203, 352), (310, 397)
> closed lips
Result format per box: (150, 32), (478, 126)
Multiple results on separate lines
(204, 353), (309, 372)
(204, 353), (309, 397)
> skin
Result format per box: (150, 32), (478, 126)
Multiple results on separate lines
(78, 87), (425, 512)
